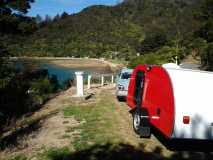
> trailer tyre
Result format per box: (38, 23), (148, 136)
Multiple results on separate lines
(133, 108), (142, 134)
(132, 108), (151, 138)
(117, 96), (126, 102)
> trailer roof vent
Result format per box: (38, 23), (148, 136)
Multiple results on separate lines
(162, 63), (180, 69)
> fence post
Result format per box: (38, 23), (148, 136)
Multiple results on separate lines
(101, 75), (104, 86)
(111, 75), (114, 84)
(88, 75), (91, 89)
(75, 71), (84, 97)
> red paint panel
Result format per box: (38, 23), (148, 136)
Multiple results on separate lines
(127, 65), (175, 138)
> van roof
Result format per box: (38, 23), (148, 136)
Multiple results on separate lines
(121, 68), (133, 73)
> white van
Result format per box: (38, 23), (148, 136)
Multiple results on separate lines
(116, 68), (133, 101)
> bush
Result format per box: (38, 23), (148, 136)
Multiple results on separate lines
(139, 33), (168, 54)
(188, 38), (208, 57)
(128, 46), (178, 68)
(201, 42), (213, 70)
(30, 78), (53, 96)
(0, 69), (59, 130)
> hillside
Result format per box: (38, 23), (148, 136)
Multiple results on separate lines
(2, 0), (213, 70)
(11, 0), (202, 60)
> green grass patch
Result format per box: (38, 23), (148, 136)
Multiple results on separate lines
(8, 155), (27, 160)
(63, 93), (120, 151)
(38, 147), (70, 160)
(14, 92), (123, 160)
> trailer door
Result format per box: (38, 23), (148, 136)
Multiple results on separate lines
(134, 70), (144, 108)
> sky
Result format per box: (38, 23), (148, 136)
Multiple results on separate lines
(28, 0), (122, 18)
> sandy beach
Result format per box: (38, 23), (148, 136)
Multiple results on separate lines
(50, 59), (123, 73)
(11, 57), (124, 74)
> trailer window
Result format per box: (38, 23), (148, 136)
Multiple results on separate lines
(134, 70), (144, 107)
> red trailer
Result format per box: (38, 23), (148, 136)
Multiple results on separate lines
(127, 64), (213, 140)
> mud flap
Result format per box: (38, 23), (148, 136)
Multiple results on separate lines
(139, 116), (151, 138)
(139, 126), (151, 138)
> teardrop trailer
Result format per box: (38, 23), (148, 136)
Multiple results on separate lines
(127, 64), (213, 140)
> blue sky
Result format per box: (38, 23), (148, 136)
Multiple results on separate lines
(28, 0), (122, 18)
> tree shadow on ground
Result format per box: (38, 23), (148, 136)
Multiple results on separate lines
(48, 142), (213, 160)
(0, 120), (41, 150)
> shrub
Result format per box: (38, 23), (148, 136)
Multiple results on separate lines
(30, 78), (53, 96)
(188, 38), (208, 57)
(41, 147), (70, 160)
(201, 42), (213, 70)
(128, 46), (178, 68)
(139, 33), (168, 54)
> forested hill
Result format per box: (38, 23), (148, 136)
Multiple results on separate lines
(7, 0), (201, 59)
(2, 0), (213, 69)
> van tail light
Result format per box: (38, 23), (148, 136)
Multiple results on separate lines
(183, 116), (190, 124)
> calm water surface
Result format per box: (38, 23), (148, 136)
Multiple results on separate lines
(15, 60), (90, 85)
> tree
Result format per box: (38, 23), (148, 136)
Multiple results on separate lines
(43, 15), (52, 24)
(53, 14), (61, 22)
(199, 20), (213, 42)
(61, 12), (69, 19)
(139, 33), (168, 54)
(0, 0), (35, 83)
(197, 0), (213, 42)
(201, 42), (213, 70)
(0, 0), (36, 34)
(36, 14), (43, 24)
(0, 0), (34, 14)
(188, 38), (208, 57)
(197, 0), (213, 69)
(200, 0), (213, 20)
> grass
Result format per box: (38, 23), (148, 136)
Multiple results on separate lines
(60, 134), (71, 139)
(63, 93), (121, 151)
(38, 147), (70, 160)
(25, 92), (124, 160)
(8, 155), (27, 160)
(108, 58), (127, 65)
(7, 91), (128, 160)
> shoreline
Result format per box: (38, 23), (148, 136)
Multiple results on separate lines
(10, 57), (124, 73)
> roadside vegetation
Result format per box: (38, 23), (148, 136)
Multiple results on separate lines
(1, 0), (213, 69)
(0, 66), (60, 132)
(63, 99), (120, 151)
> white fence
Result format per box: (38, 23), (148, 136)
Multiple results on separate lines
(75, 72), (116, 97)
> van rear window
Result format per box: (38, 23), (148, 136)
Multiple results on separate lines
(121, 72), (131, 79)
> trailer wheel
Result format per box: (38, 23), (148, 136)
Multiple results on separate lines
(133, 108), (141, 134)
(117, 96), (126, 102)
(132, 108), (151, 138)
